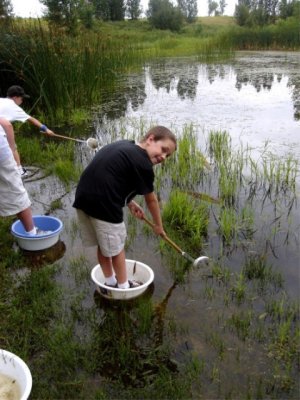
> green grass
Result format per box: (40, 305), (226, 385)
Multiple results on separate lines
(15, 130), (82, 186)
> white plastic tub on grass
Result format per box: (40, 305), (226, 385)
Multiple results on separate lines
(0, 349), (32, 400)
(11, 215), (63, 251)
(91, 259), (154, 300)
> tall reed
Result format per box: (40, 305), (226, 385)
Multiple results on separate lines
(0, 20), (146, 123)
(220, 17), (300, 50)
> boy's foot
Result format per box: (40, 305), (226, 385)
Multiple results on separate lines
(128, 279), (143, 288)
(19, 166), (28, 178)
(104, 282), (118, 288)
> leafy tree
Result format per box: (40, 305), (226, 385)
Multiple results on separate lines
(234, 2), (251, 25)
(126, 0), (142, 19)
(147, 0), (183, 31)
(177, 0), (198, 22)
(219, 0), (227, 14)
(40, 0), (81, 33)
(234, 0), (294, 26)
(208, 0), (219, 15)
(93, 0), (125, 21)
(108, 0), (125, 20)
(93, 0), (110, 20)
(279, 0), (290, 17)
(0, 0), (13, 18)
(79, 1), (95, 28)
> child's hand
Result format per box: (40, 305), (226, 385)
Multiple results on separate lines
(46, 129), (55, 136)
(152, 224), (166, 237)
(128, 201), (144, 219)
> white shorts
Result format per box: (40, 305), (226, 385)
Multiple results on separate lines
(0, 155), (31, 217)
(76, 209), (127, 257)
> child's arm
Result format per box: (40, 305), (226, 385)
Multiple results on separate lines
(0, 118), (20, 165)
(144, 192), (165, 236)
(27, 116), (55, 136)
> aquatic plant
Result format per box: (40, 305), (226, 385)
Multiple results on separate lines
(230, 272), (247, 304)
(208, 130), (231, 165)
(227, 311), (253, 341)
(162, 190), (209, 251)
(217, 206), (238, 244)
(243, 254), (284, 292)
(167, 124), (209, 190)
(261, 152), (298, 195)
(206, 332), (226, 360)
(69, 255), (90, 285)
(265, 295), (299, 322)
(211, 262), (231, 284)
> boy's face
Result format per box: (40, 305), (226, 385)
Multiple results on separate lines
(12, 96), (23, 106)
(145, 134), (176, 165)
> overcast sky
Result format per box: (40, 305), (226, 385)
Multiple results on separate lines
(11, 0), (237, 18)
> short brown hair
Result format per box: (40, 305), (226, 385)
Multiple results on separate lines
(141, 126), (177, 148)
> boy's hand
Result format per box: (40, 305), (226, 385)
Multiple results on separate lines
(39, 124), (55, 136)
(142, 216), (166, 238)
(152, 224), (166, 237)
(128, 201), (145, 219)
(46, 128), (55, 136)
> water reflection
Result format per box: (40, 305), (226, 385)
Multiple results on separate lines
(177, 64), (198, 100)
(20, 240), (66, 267)
(92, 282), (179, 387)
(235, 71), (275, 91)
(94, 52), (299, 152)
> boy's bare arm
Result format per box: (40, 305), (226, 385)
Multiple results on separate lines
(144, 192), (165, 236)
(0, 118), (21, 165)
(27, 116), (55, 136)
(0, 118), (16, 151)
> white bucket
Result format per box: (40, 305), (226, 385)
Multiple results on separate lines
(0, 349), (32, 400)
(91, 259), (154, 300)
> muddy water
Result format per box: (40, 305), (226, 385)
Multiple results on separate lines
(21, 51), (299, 397)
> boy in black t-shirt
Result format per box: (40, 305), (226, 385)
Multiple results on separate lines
(73, 126), (176, 289)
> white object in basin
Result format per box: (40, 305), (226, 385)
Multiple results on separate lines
(91, 259), (154, 300)
(0, 349), (32, 400)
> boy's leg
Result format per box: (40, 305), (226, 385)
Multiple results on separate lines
(17, 207), (34, 232)
(97, 246), (127, 285)
(112, 249), (127, 284)
(97, 246), (113, 277)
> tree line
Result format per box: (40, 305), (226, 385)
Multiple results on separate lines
(0, 0), (198, 32)
(0, 0), (299, 32)
(234, 0), (299, 26)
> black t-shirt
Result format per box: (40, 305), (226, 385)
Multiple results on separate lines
(73, 140), (154, 223)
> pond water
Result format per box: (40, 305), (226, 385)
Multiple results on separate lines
(96, 51), (300, 155)
(23, 51), (300, 398)
(91, 50), (299, 296)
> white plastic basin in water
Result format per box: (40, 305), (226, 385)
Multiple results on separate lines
(0, 349), (32, 400)
(91, 259), (154, 300)
(11, 215), (63, 251)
